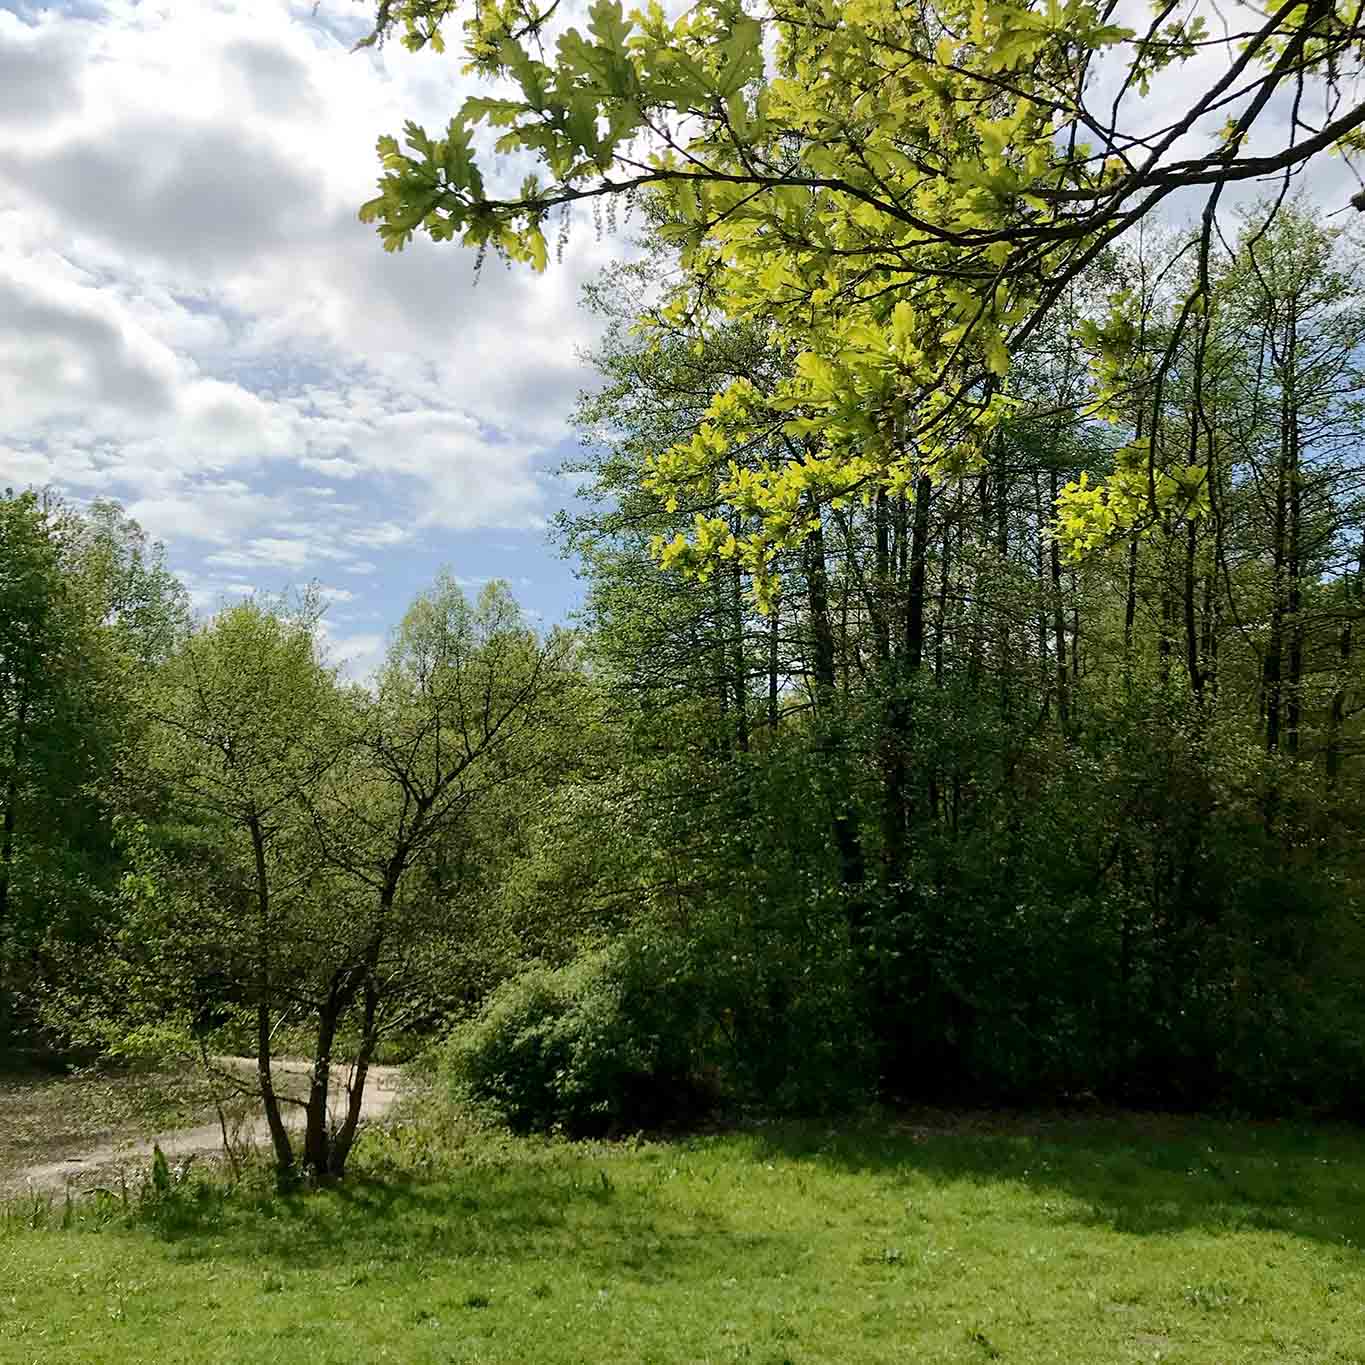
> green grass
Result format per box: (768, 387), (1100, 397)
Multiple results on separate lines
(3, 1107), (1365, 1363)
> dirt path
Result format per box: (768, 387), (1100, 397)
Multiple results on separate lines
(9, 1058), (405, 1193)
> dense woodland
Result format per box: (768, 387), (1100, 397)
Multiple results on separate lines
(7, 0), (1365, 1183)
(2, 199), (1364, 1180)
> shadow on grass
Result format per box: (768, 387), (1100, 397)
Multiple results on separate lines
(118, 1109), (1365, 1285)
(740, 1109), (1365, 1249)
(143, 1154), (765, 1285)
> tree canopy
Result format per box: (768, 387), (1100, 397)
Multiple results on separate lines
(360, 0), (1365, 598)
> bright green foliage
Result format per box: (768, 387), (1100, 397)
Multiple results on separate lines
(133, 596), (347, 1029)
(445, 941), (709, 1134)
(86, 577), (589, 1179)
(1054, 439), (1212, 559)
(104, 598), (355, 1170)
(0, 491), (187, 1040)
(145, 599), (342, 843)
(1057, 206), (1365, 561)
(0, 491), (74, 969)
(362, 0), (1365, 596)
(314, 574), (586, 1044)
(70, 500), (192, 668)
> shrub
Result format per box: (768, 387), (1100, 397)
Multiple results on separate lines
(444, 940), (708, 1135)
(445, 910), (872, 1135)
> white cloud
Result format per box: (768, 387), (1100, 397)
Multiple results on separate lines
(298, 456), (361, 481)
(317, 621), (387, 681)
(0, 248), (179, 425)
(178, 569), (262, 613)
(204, 536), (354, 570)
(0, 0), (609, 585)
(0, 444), (57, 489)
(126, 482), (285, 546)
(345, 408), (545, 530)
(0, 10), (85, 128)
(345, 521), (414, 549)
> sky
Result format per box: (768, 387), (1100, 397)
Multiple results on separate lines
(3, 0), (1361, 678)
(0, 0), (627, 677)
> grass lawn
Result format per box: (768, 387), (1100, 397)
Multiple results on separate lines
(2, 1107), (1364, 1364)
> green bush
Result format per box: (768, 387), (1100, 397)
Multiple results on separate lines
(445, 906), (872, 1135)
(444, 940), (708, 1134)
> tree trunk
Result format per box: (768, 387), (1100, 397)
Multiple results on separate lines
(906, 476), (932, 672)
(967, 505), (986, 691)
(249, 815), (294, 1179)
(0, 771), (17, 940)
(1123, 407), (1144, 688)
(994, 443), (1012, 719)
(1201, 560), (1219, 701)
(713, 571), (730, 730)
(1033, 476), (1050, 717)
(1325, 610), (1353, 790)
(805, 515), (865, 892)
(1264, 308), (1296, 753)
(731, 555), (749, 754)
(0, 694), (29, 940)
(1184, 519), (1202, 699)
(1124, 537), (1139, 684)
(1049, 469), (1071, 728)
(767, 603), (780, 733)
(1325, 537), (1362, 789)
(1158, 522), (1175, 688)
(895, 473), (932, 832)
(935, 514), (951, 687)
(304, 998), (338, 1177)
(875, 490), (908, 885)
(1285, 320), (1303, 756)
(838, 544), (852, 698)
(1071, 575), (1081, 684)
(303, 968), (362, 1178)
(329, 943), (382, 1177)
(873, 490), (892, 662)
